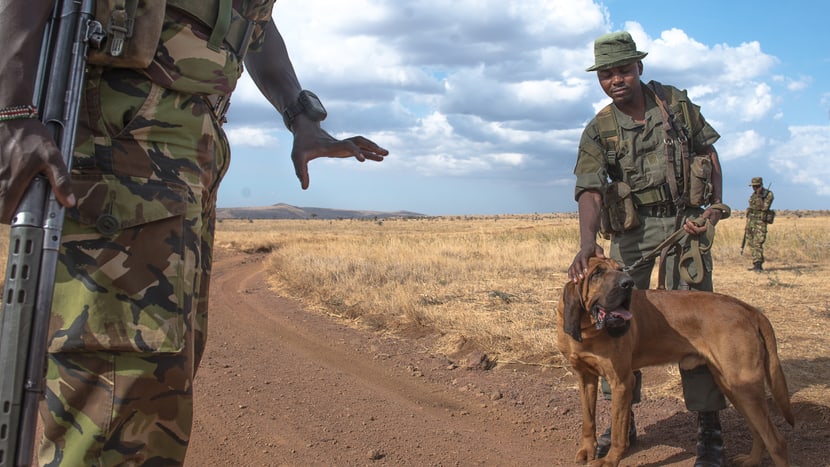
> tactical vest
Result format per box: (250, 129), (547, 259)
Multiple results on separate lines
(595, 81), (713, 209)
(88, 0), (268, 68)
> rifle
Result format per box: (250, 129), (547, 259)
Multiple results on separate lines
(0, 1), (102, 465)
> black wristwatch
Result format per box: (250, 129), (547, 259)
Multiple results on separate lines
(282, 90), (327, 130)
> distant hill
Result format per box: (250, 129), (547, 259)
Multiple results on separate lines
(216, 203), (425, 220)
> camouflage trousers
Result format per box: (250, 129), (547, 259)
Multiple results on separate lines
(601, 208), (727, 412)
(746, 217), (768, 264)
(38, 68), (230, 466)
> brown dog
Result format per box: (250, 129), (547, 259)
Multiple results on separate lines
(556, 257), (793, 467)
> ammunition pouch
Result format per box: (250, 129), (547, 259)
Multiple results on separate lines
(762, 209), (776, 224)
(87, 0), (166, 69)
(600, 181), (640, 238)
(688, 154), (714, 206)
(631, 183), (672, 206)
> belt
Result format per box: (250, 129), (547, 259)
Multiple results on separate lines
(637, 203), (677, 218)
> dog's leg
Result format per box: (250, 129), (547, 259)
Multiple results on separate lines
(716, 372), (790, 467)
(576, 370), (600, 463)
(729, 391), (790, 467)
(600, 369), (636, 467)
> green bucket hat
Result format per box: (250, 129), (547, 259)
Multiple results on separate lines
(750, 177), (763, 186)
(586, 31), (648, 72)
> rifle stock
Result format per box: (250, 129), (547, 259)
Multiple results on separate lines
(0, 1), (102, 465)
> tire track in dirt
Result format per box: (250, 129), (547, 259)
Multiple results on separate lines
(185, 251), (569, 465)
(185, 250), (819, 466)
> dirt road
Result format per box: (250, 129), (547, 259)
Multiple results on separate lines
(184, 251), (823, 466)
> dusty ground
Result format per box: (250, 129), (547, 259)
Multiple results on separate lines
(184, 250), (829, 466)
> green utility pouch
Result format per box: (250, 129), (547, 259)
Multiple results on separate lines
(762, 209), (776, 224)
(688, 154), (714, 206)
(87, 0), (166, 69)
(600, 181), (640, 238)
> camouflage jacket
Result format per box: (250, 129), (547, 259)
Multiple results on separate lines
(143, 0), (277, 96)
(747, 188), (774, 219)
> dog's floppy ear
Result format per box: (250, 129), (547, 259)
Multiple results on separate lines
(561, 280), (584, 342)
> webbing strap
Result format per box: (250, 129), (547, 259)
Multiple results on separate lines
(596, 105), (619, 167)
(208, 0), (232, 51)
(167, 0), (242, 52)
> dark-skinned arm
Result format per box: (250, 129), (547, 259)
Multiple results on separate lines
(568, 189), (606, 282)
(0, 0), (75, 224)
(243, 19), (388, 190)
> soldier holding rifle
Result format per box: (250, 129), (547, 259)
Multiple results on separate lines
(0, 0), (387, 464)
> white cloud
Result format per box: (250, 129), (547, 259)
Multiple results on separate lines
(770, 126), (830, 195)
(226, 126), (279, 147)
(218, 1), (829, 212)
(717, 130), (768, 161)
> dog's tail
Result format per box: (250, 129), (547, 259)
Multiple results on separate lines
(759, 313), (795, 426)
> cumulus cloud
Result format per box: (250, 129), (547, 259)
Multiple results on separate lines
(770, 126), (830, 195)
(717, 130), (768, 161)
(219, 0), (827, 212)
(226, 126), (280, 147)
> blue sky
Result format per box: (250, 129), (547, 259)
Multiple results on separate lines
(220, 0), (830, 215)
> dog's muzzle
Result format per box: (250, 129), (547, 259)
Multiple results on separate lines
(593, 274), (634, 335)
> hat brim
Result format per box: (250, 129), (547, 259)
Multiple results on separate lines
(586, 52), (648, 72)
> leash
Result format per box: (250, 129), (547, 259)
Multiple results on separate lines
(622, 203), (731, 288)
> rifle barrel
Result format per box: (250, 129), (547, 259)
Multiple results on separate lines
(0, 1), (99, 465)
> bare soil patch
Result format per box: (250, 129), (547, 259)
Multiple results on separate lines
(184, 249), (829, 466)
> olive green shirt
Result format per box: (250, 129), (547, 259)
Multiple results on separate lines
(574, 82), (720, 201)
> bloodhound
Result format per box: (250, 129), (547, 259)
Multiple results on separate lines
(556, 257), (793, 467)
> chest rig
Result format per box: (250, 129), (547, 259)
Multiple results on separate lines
(596, 80), (697, 212)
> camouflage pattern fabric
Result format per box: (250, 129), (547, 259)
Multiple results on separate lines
(746, 188), (774, 264)
(38, 64), (229, 465)
(144, 0), (276, 96)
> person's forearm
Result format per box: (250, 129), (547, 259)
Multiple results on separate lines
(707, 146), (723, 203)
(577, 190), (602, 248)
(243, 19), (302, 115)
(0, 0), (53, 106)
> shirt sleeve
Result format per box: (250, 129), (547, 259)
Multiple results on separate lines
(574, 119), (608, 201)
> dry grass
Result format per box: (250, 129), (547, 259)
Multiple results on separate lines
(212, 211), (830, 409)
(2, 211), (828, 408)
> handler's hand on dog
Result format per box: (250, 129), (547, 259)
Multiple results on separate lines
(569, 244), (606, 283)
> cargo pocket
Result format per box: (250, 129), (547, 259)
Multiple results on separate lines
(602, 181), (640, 234)
(49, 174), (190, 354)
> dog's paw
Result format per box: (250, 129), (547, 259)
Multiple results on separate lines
(575, 447), (591, 463)
(730, 453), (762, 467)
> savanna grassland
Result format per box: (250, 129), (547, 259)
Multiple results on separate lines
(2, 211), (828, 411)
(209, 211), (830, 409)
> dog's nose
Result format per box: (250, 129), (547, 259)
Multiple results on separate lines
(619, 276), (635, 289)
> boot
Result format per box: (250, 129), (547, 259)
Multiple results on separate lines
(694, 411), (724, 467)
(595, 410), (637, 458)
(752, 261), (763, 272)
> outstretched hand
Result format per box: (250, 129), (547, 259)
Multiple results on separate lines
(0, 119), (75, 224)
(290, 119), (388, 190)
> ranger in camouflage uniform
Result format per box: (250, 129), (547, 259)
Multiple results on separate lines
(745, 176), (774, 271)
(568, 32), (728, 466)
(0, 1), (388, 465)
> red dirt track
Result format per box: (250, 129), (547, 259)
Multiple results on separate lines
(184, 250), (827, 466)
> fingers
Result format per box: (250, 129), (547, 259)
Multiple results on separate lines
(345, 136), (389, 160)
(292, 159), (310, 190)
(291, 133), (388, 189)
(44, 159), (76, 208)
